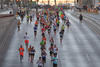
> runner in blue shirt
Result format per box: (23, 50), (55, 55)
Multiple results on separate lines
(52, 54), (58, 67)
(34, 26), (37, 38)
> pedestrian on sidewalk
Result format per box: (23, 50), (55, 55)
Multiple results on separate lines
(79, 14), (83, 23)
(17, 20), (21, 31)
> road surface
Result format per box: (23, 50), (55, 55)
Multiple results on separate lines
(1, 11), (100, 67)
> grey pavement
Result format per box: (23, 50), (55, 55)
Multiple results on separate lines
(68, 9), (100, 36)
(84, 13), (100, 20)
(60, 12), (100, 67)
(1, 14), (61, 67)
(0, 16), (17, 67)
(69, 10), (100, 21)
(1, 11), (100, 67)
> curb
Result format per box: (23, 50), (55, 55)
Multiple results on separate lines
(0, 14), (14, 18)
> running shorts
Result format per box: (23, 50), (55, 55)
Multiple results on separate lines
(54, 29), (56, 32)
(34, 31), (37, 33)
(25, 40), (29, 44)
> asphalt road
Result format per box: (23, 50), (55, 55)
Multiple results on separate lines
(1, 11), (100, 67)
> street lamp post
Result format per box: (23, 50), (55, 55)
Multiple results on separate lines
(36, 0), (39, 13)
(93, 0), (95, 7)
(12, 0), (18, 15)
(54, 0), (56, 6)
(1, 0), (3, 9)
(48, 0), (50, 5)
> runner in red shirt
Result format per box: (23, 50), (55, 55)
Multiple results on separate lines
(42, 36), (46, 45)
(41, 27), (46, 37)
(35, 20), (38, 27)
(19, 45), (24, 62)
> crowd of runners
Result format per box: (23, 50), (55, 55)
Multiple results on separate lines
(17, 7), (72, 67)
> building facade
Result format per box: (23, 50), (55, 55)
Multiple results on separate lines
(93, 0), (100, 7)
(76, 0), (94, 8)
(76, 0), (100, 8)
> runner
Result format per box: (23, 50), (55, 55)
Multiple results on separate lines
(79, 14), (83, 23)
(24, 32), (29, 49)
(19, 45), (24, 62)
(66, 20), (71, 29)
(34, 26), (38, 38)
(27, 15), (30, 24)
(61, 14), (64, 21)
(49, 44), (54, 57)
(61, 24), (65, 35)
(35, 20), (38, 27)
(59, 30), (63, 43)
(56, 19), (60, 30)
(30, 46), (36, 63)
(52, 54), (58, 67)
(53, 23), (57, 35)
(40, 40), (45, 50)
(20, 12), (24, 21)
(41, 27), (45, 37)
(30, 15), (32, 23)
(64, 15), (66, 23)
(41, 49), (47, 65)
(17, 20), (21, 31)
(37, 57), (43, 67)
(48, 25), (51, 36)
(53, 45), (58, 55)
(50, 37), (54, 45)
(28, 45), (32, 62)
(42, 36), (46, 45)
(37, 15), (39, 21)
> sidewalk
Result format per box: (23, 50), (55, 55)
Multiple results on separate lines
(66, 9), (100, 36)
(81, 11), (100, 20)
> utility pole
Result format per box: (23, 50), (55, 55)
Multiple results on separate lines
(54, 0), (56, 6)
(36, 0), (39, 14)
(13, 0), (18, 15)
(93, 0), (95, 7)
(1, 0), (3, 9)
(66, 0), (67, 4)
(48, 0), (50, 5)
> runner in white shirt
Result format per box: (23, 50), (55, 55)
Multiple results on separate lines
(24, 32), (29, 49)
